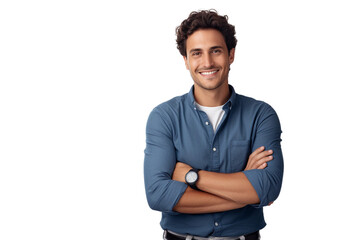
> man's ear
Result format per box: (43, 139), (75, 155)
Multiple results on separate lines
(229, 48), (235, 64)
(183, 55), (189, 70)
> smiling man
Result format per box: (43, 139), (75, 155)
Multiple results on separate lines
(144, 10), (284, 240)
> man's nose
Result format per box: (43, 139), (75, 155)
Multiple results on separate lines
(203, 53), (214, 68)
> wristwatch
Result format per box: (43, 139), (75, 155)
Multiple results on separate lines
(185, 168), (199, 190)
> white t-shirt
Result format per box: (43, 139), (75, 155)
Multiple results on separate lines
(195, 102), (225, 132)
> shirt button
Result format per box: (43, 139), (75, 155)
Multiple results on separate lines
(205, 121), (209, 125)
(213, 147), (217, 152)
(214, 222), (219, 227)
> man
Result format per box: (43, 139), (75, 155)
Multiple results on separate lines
(144, 10), (283, 240)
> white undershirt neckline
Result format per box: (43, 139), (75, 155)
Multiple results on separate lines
(195, 102), (225, 132)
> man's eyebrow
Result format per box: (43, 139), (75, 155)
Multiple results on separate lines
(209, 46), (224, 50)
(189, 46), (224, 53)
(189, 48), (202, 53)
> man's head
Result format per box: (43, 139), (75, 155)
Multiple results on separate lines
(176, 10), (237, 93)
(176, 10), (237, 57)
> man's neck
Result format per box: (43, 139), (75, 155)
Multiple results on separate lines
(193, 83), (230, 107)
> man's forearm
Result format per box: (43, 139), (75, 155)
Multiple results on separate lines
(173, 187), (246, 214)
(197, 171), (260, 205)
(172, 148), (274, 206)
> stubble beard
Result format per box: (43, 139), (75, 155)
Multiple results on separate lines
(192, 68), (229, 91)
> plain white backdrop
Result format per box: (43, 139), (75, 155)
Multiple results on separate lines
(1, 0), (359, 239)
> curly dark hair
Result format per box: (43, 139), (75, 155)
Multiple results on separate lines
(176, 9), (237, 57)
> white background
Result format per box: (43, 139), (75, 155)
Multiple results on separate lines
(1, 0), (359, 239)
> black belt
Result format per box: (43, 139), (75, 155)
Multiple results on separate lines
(164, 230), (260, 240)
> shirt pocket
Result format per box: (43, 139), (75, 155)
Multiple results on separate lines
(230, 140), (251, 172)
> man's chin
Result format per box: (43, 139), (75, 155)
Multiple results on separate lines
(194, 80), (226, 91)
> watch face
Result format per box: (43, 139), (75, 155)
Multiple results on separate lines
(186, 171), (198, 183)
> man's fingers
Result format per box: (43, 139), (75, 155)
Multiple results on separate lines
(249, 146), (265, 158)
(250, 147), (272, 160)
(257, 162), (267, 169)
(246, 147), (274, 171)
(245, 155), (273, 171)
(251, 149), (273, 162)
(255, 156), (273, 169)
(257, 149), (273, 159)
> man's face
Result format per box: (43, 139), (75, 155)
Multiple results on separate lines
(184, 29), (235, 91)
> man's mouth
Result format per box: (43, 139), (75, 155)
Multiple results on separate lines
(199, 70), (219, 76)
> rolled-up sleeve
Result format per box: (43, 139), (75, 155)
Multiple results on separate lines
(243, 104), (284, 208)
(144, 107), (187, 213)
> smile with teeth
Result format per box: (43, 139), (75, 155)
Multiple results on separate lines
(199, 70), (219, 76)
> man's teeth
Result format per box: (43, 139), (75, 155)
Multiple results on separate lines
(201, 70), (217, 75)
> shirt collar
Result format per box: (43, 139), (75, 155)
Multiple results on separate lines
(187, 84), (237, 110)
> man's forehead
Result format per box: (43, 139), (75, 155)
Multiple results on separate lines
(186, 29), (226, 51)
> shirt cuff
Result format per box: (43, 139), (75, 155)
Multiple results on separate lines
(243, 169), (267, 208)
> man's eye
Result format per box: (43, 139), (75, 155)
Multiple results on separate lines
(213, 49), (221, 54)
(192, 52), (201, 56)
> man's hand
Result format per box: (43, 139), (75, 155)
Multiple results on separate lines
(172, 162), (192, 183)
(244, 146), (273, 171)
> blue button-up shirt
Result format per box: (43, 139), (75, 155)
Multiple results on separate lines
(144, 85), (283, 237)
